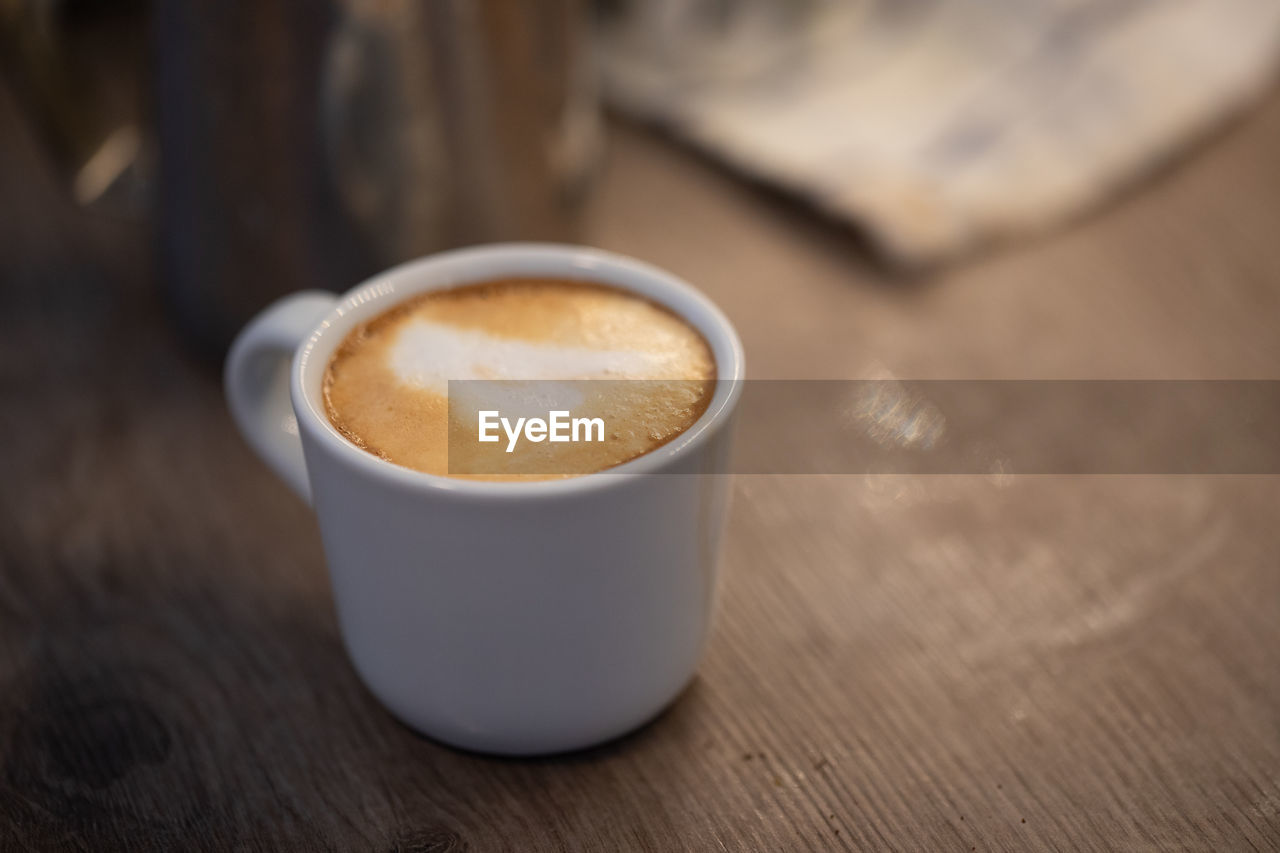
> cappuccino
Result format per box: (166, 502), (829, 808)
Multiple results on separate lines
(323, 278), (716, 479)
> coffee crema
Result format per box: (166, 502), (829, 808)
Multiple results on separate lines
(322, 278), (717, 480)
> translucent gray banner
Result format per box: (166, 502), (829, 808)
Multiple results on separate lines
(447, 380), (1280, 475)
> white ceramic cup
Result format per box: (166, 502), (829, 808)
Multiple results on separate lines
(224, 244), (744, 755)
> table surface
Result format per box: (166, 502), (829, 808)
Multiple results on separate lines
(1, 74), (1278, 851)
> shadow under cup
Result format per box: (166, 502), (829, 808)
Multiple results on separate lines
(285, 245), (745, 755)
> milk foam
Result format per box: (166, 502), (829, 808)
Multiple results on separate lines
(387, 319), (684, 394)
(323, 277), (716, 479)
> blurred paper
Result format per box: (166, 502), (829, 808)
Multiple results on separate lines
(598, 0), (1280, 266)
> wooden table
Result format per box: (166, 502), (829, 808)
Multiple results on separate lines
(2, 75), (1278, 850)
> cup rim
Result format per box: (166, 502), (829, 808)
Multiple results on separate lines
(291, 243), (745, 499)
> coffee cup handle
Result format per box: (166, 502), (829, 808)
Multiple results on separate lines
(224, 291), (338, 506)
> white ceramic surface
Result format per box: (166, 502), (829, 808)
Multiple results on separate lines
(224, 244), (744, 755)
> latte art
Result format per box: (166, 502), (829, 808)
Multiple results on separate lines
(323, 278), (716, 479)
(387, 319), (691, 395)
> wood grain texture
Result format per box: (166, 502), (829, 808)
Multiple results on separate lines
(2, 74), (1279, 851)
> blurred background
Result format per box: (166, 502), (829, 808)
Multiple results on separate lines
(3, 0), (1278, 357)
